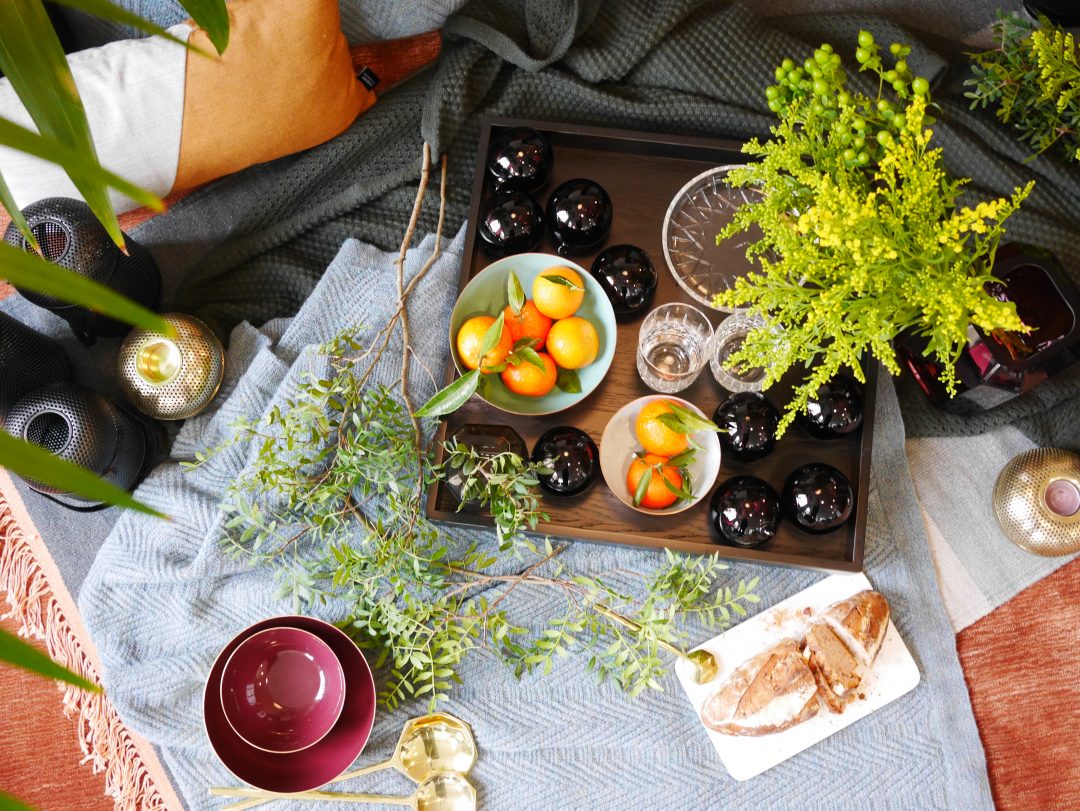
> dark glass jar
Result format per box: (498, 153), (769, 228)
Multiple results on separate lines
(487, 127), (553, 194)
(477, 191), (545, 257)
(713, 392), (779, 461)
(590, 245), (657, 322)
(709, 475), (781, 547)
(782, 463), (854, 534)
(546, 179), (612, 256)
(531, 426), (599, 497)
(444, 424), (528, 511)
(896, 243), (1080, 409)
(797, 375), (863, 439)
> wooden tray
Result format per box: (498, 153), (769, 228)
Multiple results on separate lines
(425, 117), (876, 573)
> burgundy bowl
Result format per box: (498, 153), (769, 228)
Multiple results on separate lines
(220, 626), (346, 753)
(205, 616), (376, 792)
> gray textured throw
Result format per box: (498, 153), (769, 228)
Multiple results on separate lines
(10, 1), (1080, 808)
(79, 230), (993, 810)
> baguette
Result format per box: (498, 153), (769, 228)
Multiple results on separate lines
(700, 639), (820, 736)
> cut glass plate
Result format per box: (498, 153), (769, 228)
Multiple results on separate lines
(662, 165), (763, 312)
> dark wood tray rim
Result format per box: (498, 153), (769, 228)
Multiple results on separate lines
(426, 116), (877, 574)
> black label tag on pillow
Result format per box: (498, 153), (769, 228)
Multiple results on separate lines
(358, 67), (380, 90)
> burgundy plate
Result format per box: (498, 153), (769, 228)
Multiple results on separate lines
(204, 616), (376, 792)
(220, 626), (346, 753)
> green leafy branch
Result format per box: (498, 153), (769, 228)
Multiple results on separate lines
(197, 324), (761, 710)
(714, 32), (1031, 433)
(967, 13), (1080, 163)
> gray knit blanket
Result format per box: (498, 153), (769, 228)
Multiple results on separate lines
(79, 229), (992, 810)
(22, 0), (1080, 808)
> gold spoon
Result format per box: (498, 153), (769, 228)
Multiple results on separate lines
(593, 602), (719, 684)
(213, 714), (477, 811)
(214, 772), (475, 811)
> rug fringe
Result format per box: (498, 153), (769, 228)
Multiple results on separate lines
(0, 503), (172, 811)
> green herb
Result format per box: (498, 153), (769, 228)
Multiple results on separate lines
(507, 270), (526, 314)
(656, 403), (718, 435)
(415, 369), (480, 418)
(541, 273), (584, 291)
(714, 32), (1032, 433)
(441, 440), (550, 546)
(477, 311), (506, 368)
(192, 326), (761, 710)
(967, 13), (1080, 163)
(555, 366), (582, 393)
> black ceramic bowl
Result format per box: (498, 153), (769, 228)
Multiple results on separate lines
(781, 463), (853, 534)
(531, 426), (600, 497)
(589, 244), (657, 322)
(709, 475), (781, 547)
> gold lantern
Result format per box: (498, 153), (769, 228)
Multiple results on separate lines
(118, 314), (224, 420)
(992, 448), (1080, 557)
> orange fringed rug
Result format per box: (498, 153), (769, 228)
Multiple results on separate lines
(0, 471), (184, 811)
(957, 556), (1080, 811)
(0, 32), (444, 810)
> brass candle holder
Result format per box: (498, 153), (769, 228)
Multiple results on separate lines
(993, 448), (1080, 557)
(118, 313), (224, 420)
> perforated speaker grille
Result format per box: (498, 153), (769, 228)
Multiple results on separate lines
(3, 384), (148, 498)
(0, 311), (73, 422)
(2, 198), (161, 339)
(31, 220), (69, 261)
(24, 412), (70, 454)
(992, 448), (1080, 557)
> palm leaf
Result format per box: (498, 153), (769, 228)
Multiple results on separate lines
(0, 169), (39, 254)
(0, 791), (34, 811)
(178, 0), (230, 54)
(48, 0), (212, 54)
(0, 243), (173, 336)
(0, 116), (164, 212)
(0, 626), (100, 693)
(0, 429), (164, 516)
(0, 0), (124, 248)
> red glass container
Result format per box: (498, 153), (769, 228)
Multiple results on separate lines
(897, 243), (1080, 408)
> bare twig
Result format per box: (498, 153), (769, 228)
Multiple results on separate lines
(395, 143), (432, 432)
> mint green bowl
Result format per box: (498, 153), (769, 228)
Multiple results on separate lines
(449, 253), (618, 416)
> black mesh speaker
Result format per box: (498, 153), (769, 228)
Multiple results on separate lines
(0, 311), (73, 423)
(2, 197), (161, 342)
(3, 383), (158, 504)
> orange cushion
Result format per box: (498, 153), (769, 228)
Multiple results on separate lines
(173, 0), (376, 191)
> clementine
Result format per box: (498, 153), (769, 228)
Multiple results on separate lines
(500, 352), (557, 397)
(635, 400), (689, 457)
(532, 267), (585, 319)
(546, 316), (599, 370)
(456, 315), (512, 373)
(626, 453), (685, 509)
(503, 300), (553, 350)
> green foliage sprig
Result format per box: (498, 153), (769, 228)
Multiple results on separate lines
(967, 13), (1080, 163)
(189, 327), (760, 710)
(715, 32), (1032, 433)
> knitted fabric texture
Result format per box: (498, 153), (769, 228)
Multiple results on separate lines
(78, 230), (993, 810)
(117, 1), (1080, 445)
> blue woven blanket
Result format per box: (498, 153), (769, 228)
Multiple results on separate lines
(79, 229), (992, 810)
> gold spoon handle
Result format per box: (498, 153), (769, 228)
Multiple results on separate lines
(332, 757), (397, 782)
(214, 787), (413, 807)
(592, 602), (688, 660)
(211, 757), (398, 810)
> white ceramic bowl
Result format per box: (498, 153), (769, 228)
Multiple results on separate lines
(599, 395), (722, 515)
